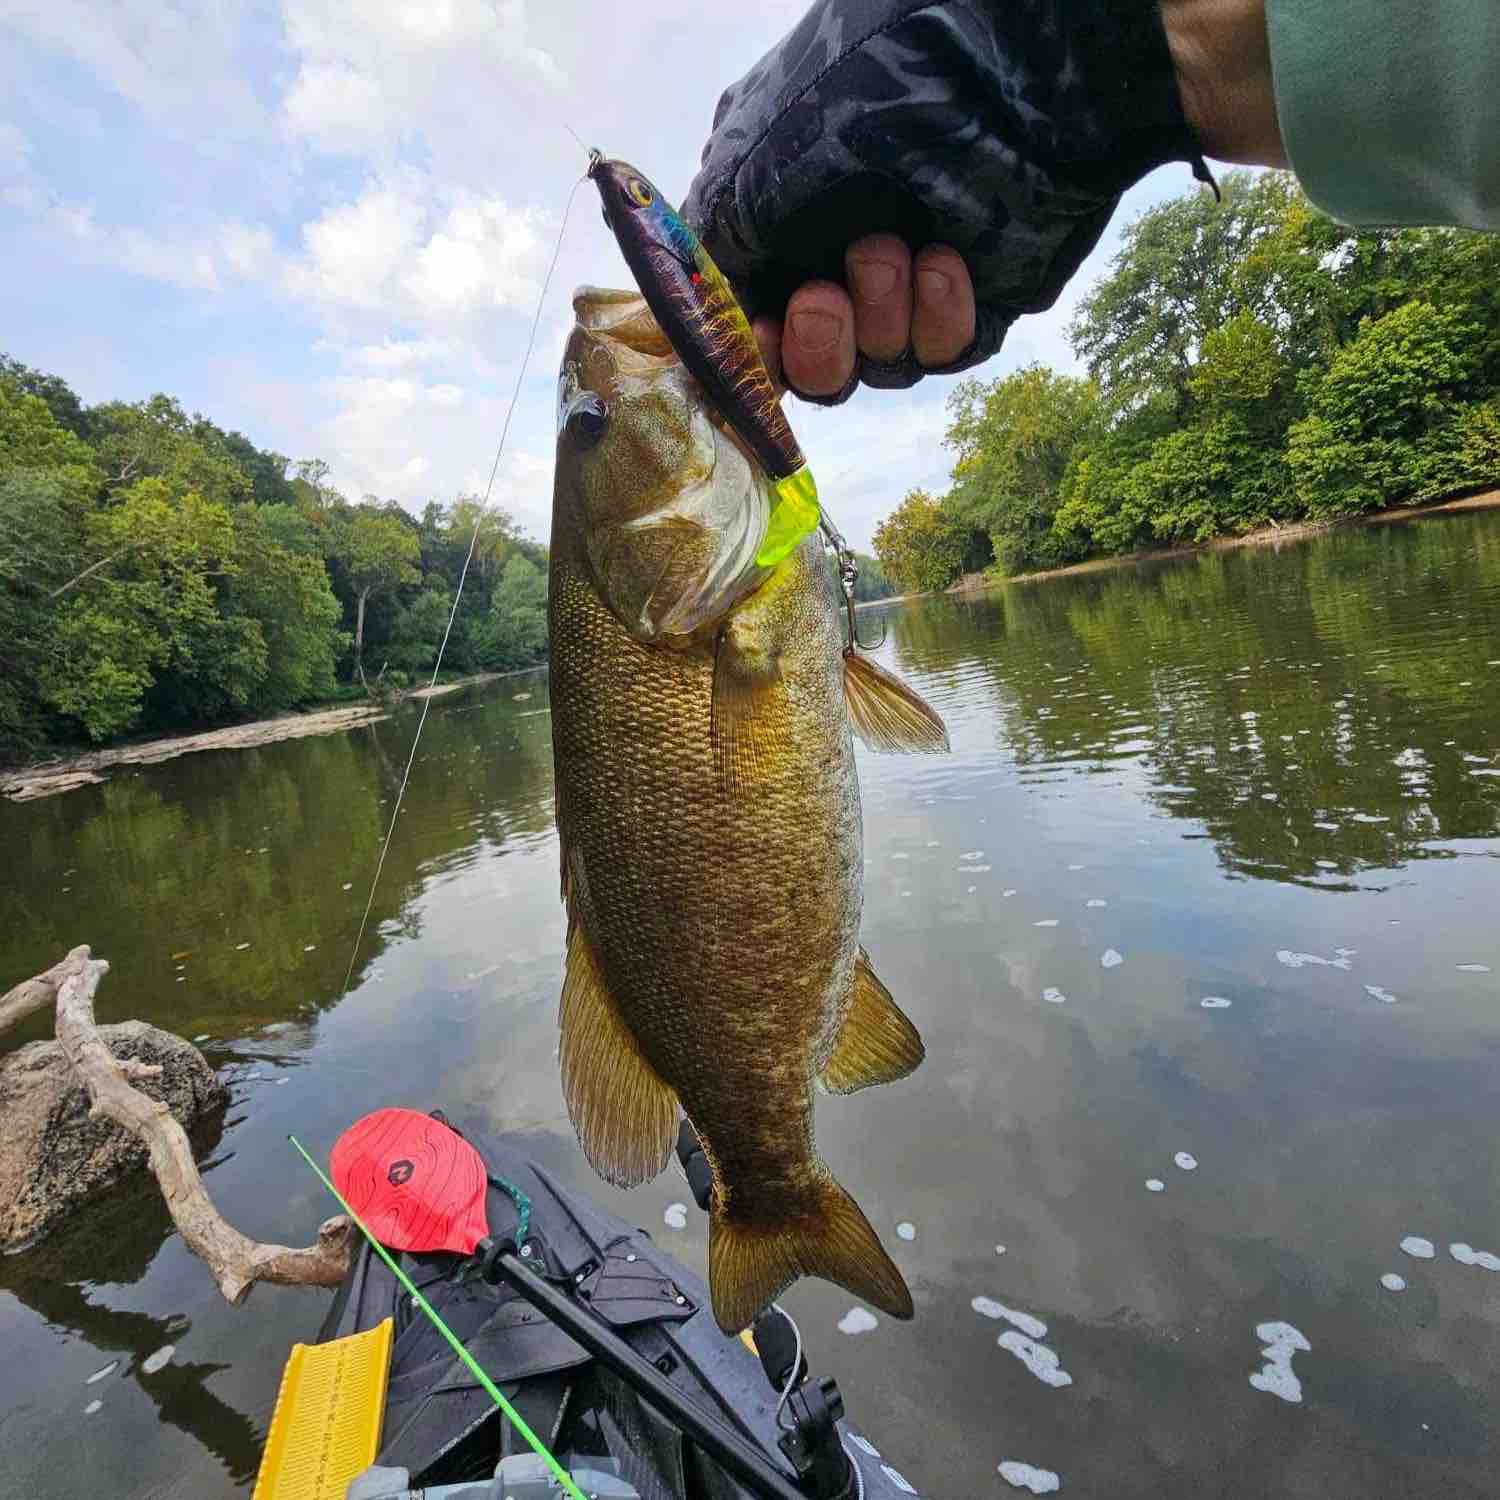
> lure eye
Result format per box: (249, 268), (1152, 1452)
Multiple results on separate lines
(626, 177), (653, 208)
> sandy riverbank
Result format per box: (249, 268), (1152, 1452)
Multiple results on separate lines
(943, 487), (1500, 594)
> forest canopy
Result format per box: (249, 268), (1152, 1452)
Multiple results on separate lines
(0, 359), (550, 757)
(873, 172), (1500, 593)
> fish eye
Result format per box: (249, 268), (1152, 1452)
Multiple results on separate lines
(626, 177), (653, 208)
(566, 392), (609, 448)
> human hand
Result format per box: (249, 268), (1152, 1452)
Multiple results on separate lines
(683, 0), (1221, 405)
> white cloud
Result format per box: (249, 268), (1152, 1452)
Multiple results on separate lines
(0, 0), (262, 129)
(286, 171), (550, 323)
(279, 0), (561, 153)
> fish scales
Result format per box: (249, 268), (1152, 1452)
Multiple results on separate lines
(550, 287), (936, 1331)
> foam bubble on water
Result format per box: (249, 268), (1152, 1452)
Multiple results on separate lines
(1174, 1152), (1198, 1171)
(1003, 889), (1019, 899)
(961, 865), (992, 873)
(86, 1362), (117, 1385)
(998, 1330), (1073, 1388)
(1380, 1273), (1407, 1292)
(839, 1307), (879, 1335)
(1066, 863), (1084, 871)
(234, 941), (250, 951)
(1086, 899), (1107, 908)
(1277, 949), (1352, 970)
(1100, 949), (1124, 969)
(1335, 947), (1357, 958)
(891, 852), (909, 861)
(663, 1203), (688, 1230)
(1456, 963), (1492, 973)
(141, 1345), (174, 1375)
(1364, 985), (1398, 1004)
(1042, 988), (1066, 1005)
(303, 944), (316, 952)
(999, 1461), (1061, 1494)
(1450, 1243), (1500, 1271)
(995, 1244), (1007, 1256)
(1248, 1321), (1310, 1403)
(1314, 821), (1339, 832)
(896, 1221), (916, 1241)
(1400, 1236), (1436, 1259)
(971, 1298), (1048, 1338)
(1200, 996), (1232, 1009)
(1145, 1179), (1165, 1193)
(1034, 919), (1059, 928)
(925, 841), (941, 848)
(962, 850), (985, 860)
(342, 882), (353, 890)
(84, 1399), (102, 1415)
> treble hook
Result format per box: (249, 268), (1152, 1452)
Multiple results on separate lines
(819, 514), (886, 654)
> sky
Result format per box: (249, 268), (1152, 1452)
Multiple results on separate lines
(1, 0), (1200, 551)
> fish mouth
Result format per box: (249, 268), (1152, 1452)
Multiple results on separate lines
(571, 286), (674, 357)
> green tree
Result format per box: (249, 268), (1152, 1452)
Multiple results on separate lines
(873, 490), (978, 593)
(1286, 301), (1490, 518)
(326, 503), (422, 682)
(482, 555), (548, 668)
(944, 366), (1101, 573)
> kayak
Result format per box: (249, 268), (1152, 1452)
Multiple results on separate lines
(302, 1113), (923, 1500)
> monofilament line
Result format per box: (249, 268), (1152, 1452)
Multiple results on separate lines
(342, 175), (586, 995)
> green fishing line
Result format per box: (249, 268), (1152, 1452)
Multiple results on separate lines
(288, 1134), (588, 1500)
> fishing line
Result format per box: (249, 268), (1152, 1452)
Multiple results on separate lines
(342, 173), (587, 995)
(289, 1135), (590, 1500)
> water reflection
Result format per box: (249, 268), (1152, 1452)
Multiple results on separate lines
(882, 517), (1500, 884)
(2, 517), (1499, 1498)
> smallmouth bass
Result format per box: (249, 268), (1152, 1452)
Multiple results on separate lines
(549, 287), (947, 1332)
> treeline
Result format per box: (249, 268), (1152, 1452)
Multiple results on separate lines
(874, 172), (1500, 591)
(0, 358), (549, 757)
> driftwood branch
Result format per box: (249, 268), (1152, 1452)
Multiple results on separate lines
(0, 944), (92, 1035)
(16, 946), (353, 1302)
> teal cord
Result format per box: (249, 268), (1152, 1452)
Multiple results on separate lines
(491, 1174), (531, 1247)
(288, 1135), (587, 1500)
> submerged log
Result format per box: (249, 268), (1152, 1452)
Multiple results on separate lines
(1, 946), (353, 1300)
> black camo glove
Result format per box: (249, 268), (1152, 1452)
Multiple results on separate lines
(682, 0), (1210, 402)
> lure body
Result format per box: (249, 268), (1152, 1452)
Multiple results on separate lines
(589, 156), (819, 566)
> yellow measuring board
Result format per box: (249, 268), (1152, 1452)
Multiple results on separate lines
(253, 1317), (394, 1500)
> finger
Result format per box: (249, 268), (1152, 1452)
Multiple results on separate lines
(911, 245), (976, 368)
(752, 315), (785, 395)
(845, 234), (912, 363)
(780, 280), (856, 399)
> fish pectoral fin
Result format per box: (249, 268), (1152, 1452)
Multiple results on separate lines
(842, 649), (949, 754)
(711, 633), (781, 799)
(559, 922), (677, 1188)
(819, 947), (925, 1094)
(708, 1171), (913, 1333)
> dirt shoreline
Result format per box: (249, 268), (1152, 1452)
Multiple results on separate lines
(2, 663), (556, 803)
(10, 491), (1496, 802)
(948, 487), (1500, 593)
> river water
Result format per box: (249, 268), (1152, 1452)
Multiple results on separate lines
(3, 511), (1498, 1499)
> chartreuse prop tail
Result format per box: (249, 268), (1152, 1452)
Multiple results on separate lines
(759, 468), (821, 567)
(288, 1135), (588, 1500)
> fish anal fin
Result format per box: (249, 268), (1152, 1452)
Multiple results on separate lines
(820, 948), (925, 1094)
(708, 1171), (913, 1333)
(842, 650), (949, 754)
(712, 633), (781, 799)
(559, 922), (676, 1187)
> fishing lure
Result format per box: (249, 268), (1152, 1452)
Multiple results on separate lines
(588, 153), (820, 568)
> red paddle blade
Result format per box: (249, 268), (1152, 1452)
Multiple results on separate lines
(330, 1108), (489, 1255)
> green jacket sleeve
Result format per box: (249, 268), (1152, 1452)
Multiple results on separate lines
(1266, 1), (1500, 229)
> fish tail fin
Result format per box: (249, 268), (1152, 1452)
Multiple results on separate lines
(708, 1171), (913, 1333)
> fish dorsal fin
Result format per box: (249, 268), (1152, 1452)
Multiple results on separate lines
(842, 651), (949, 754)
(819, 948), (925, 1094)
(559, 920), (678, 1187)
(711, 632), (781, 799)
